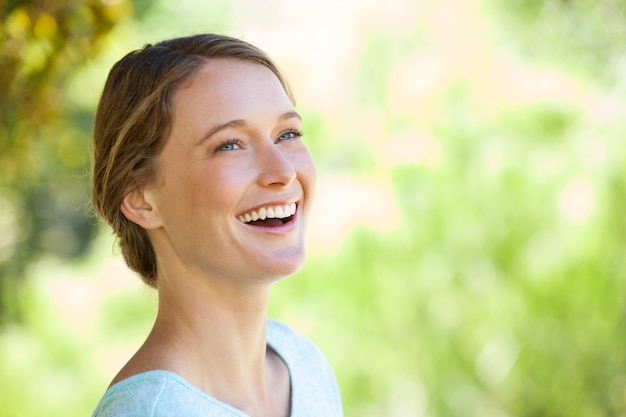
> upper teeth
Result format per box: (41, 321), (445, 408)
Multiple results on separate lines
(238, 202), (297, 223)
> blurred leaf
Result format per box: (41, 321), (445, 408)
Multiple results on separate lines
(0, 0), (132, 321)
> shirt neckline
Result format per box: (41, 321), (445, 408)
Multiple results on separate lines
(103, 320), (295, 417)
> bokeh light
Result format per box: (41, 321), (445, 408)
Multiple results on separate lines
(1, 0), (625, 416)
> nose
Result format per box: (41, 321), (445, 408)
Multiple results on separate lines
(256, 143), (297, 187)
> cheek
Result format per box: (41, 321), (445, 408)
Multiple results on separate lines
(296, 148), (317, 192)
(190, 162), (250, 207)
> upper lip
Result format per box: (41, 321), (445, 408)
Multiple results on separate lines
(237, 198), (300, 223)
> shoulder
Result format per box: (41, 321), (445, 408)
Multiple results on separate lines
(267, 319), (330, 370)
(267, 319), (318, 353)
(91, 372), (166, 417)
(267, 320), (344, 416)
(91, 371), (241, 417)
(267, 319), (332, 373)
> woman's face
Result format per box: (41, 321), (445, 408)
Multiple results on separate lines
(144, 58), (316, 285)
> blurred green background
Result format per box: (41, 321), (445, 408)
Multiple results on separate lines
(1, 0), (625, 416)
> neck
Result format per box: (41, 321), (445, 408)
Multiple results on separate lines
(145, 267), (277, 411)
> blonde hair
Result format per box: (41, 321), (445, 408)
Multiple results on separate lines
(91, 34), (293, 286)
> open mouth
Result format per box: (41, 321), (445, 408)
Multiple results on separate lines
(238, 202), (297, 228)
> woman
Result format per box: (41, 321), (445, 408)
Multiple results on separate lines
(91, 34), (343, 417)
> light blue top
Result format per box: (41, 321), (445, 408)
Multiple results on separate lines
(92, 320), (343, 417)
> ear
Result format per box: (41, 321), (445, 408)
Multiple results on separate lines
(120, 188), (163, 230)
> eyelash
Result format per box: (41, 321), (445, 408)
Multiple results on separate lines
(215, 139), (242, 152)
(277, 129), (304, 142)
(214, 129), (304, 153)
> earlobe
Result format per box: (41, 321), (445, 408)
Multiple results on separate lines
(120, 188), (163, 229)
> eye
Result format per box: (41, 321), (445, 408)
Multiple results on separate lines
(277, 129), (303, 142)
(215, 139), (242, 152)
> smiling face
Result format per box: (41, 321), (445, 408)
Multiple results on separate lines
(128, 58), (316, 286)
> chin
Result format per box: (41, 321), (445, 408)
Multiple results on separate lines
(263, 251), (307, 281)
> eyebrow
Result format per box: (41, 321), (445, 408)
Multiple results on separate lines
(194, 111), (302, 147)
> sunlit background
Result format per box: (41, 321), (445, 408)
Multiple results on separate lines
(1, 0), (626, 416)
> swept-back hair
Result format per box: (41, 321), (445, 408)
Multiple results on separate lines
(91, 34), (293, 286)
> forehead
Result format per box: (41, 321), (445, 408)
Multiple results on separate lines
(165, 58), (297, 149)
(172, 58), (292, 112)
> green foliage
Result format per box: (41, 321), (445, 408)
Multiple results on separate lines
(1, 0), (626, 416)
(270, 2), (626, 415)
(487, 0), (626, 86)
(0, 0), (131, 320)
(0, 252), (156, 417)
(272, 103), (626, 416)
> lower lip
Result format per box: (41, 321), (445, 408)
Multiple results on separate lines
(241, 212), (299, 234)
